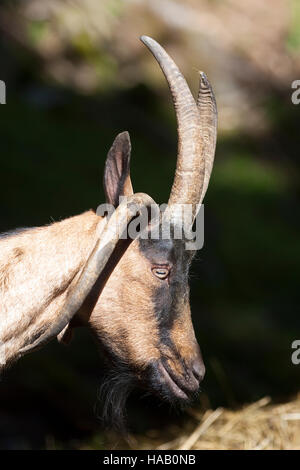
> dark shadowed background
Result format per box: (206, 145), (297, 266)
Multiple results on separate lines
(0, 0), (299, 449)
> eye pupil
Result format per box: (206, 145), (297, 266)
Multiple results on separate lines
(152, 267), (169, 280)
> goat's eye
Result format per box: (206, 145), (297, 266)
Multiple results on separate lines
(152, 266), (170, 280)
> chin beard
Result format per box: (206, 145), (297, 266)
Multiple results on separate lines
(96, 362), (137, 433)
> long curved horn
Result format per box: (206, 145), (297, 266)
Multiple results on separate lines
(197, 72), (218, 203)
(140, 36), (204, 221)
(19, 193), (156, 355)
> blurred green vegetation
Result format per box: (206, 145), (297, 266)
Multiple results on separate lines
(287, 0), (300, 51)
(0, 0), (299, 450)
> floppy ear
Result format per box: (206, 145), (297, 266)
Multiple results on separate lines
(103, 131), (134, 207)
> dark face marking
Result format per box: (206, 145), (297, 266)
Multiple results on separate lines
(138, 236), (191, 327)
(137, 234), (204, 398)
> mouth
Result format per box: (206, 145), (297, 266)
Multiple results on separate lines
(146, 357), (203, 403)
(156, 361), (190, 400)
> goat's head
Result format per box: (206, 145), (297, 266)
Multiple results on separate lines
(21, 36), (217, 427)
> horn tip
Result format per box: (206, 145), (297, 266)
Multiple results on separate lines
(199, 71), (209, 84)
(140, 35), (155, 47)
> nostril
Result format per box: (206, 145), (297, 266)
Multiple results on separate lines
(192, 360), (206, 383)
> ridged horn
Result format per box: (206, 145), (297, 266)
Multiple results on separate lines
(140, 36), (204, 222)
(197, 72), (218, 203)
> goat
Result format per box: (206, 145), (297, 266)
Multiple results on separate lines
(0, 36), (217, 427)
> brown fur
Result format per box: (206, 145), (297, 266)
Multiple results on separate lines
(88, 239), (162, 368)
(0, 131), (205, 430)
(0, 211), (101, 367)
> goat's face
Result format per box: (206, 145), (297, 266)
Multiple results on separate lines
(88, 235), (204, 406)
(49, 36), (217, 427)
(84, 126), (206, 414)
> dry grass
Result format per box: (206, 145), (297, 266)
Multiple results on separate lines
(123, 395), (300, 450)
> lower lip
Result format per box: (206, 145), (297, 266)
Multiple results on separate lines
(157, 362), (189, 400)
